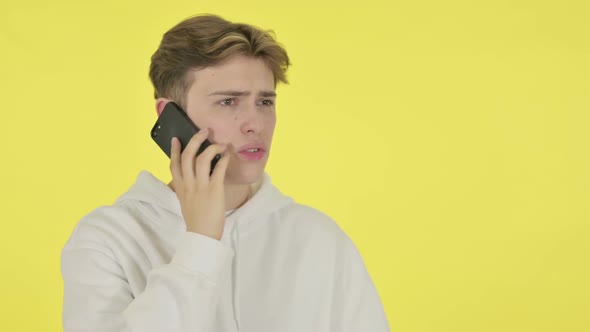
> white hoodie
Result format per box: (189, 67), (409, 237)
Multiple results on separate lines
(61, 171), (390, 332)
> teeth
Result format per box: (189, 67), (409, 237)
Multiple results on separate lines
(246, 148), (259, 152)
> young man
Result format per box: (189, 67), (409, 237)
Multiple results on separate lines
(61, 14), (390, 332)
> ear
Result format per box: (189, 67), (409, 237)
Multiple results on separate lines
(155, 98), (172, 117)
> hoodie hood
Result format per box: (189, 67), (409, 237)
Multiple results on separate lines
(115, 170), (294, 330)
(115, 170), (293, 235)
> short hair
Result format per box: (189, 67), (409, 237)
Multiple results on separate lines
(149, 14), (291, 109)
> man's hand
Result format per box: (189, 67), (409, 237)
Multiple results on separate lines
(170, 128), (230, 240)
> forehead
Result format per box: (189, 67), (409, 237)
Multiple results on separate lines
(188, 56), (275, 93)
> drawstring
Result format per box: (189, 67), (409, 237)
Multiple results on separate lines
(230, 222), (242, 330)
(228, 184), (255, 330)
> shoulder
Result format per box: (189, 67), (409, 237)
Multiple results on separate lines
(63, 200), (169, 252)
(274, 201), (355, 249)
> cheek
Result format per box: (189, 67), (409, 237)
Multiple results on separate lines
(266, 115), (277, 133)
(208, 126), (234, 145)
(187, 113), (218, 138)
(196, 118), (232, 144)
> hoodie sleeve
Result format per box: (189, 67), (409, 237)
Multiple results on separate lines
(331, 238), (391, 332)
(61, 231), (233, 332)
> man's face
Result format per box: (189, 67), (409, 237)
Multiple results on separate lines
(172, 55), (277, 185)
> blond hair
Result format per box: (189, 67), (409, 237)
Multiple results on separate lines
(149, 14), (291, 108)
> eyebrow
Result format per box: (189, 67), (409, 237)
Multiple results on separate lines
(208, 90), (277, 97)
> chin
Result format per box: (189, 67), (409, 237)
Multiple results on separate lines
(225, 163), (266, 185)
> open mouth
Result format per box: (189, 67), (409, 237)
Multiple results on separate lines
(238, 147), (266, 161)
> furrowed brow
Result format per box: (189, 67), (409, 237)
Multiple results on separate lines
(259, 91), (277, 97)
(207, 90), (277, 97)
(208, 90), (249, 97)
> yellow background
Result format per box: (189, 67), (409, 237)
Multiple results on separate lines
(1, 0), (589, 331)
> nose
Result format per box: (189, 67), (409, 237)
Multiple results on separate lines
(240, 104), (264, 135)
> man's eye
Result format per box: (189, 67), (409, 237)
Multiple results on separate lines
(261, 99), (274, 106)
(220, 99), (235, 106)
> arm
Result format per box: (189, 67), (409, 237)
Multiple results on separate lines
(62, 128), (233, 332)
(332, 239), (391, 332)
(61, 231), (233, 332)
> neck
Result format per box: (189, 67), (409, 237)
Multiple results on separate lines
(167, 177), (263, 211)
(224, 179), (262, 210)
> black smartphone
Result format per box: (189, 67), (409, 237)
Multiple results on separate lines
(150, 102), (221, 175)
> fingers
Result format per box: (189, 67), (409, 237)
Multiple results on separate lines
(170, 137), (183, 188)
(195, 144), (227, 188)
(211, 152), (230, 185)
(181, 129), (210, 180)
(171, 128), (229, 189)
